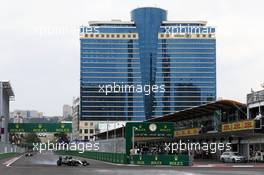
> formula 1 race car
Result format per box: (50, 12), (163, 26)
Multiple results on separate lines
(57, 156), (89, 166)
(25, 152), (34, 157)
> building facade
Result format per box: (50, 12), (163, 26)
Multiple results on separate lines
(247, 88), (264, 119)
(0, 81), (14, 142)
(80, 7), (216, 122)
(79, 121), (97, 141)
(95, 99), (264, 160)
(72, 97), (80, 140)
(62, 104), (72, 120)
(10, 110), (43, 119)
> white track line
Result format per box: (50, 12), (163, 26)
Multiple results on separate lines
(193, 165), (214, 167)
(3, 155), (23, 167)
(92, 160), (140, 167)
(232, 165), (254, 168)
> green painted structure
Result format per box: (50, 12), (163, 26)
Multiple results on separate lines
(8, 123), (72, 133)
(55, 122), (191, 166)
(0, 153), (20, 160)
(130, 154), (189, 166)
(125, 122), (174, 156)
(57, 151), (127, 164)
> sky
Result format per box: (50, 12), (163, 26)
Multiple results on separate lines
(1, 0), (264, 116)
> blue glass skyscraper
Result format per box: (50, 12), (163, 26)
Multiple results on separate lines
(80, 7), (216, 121)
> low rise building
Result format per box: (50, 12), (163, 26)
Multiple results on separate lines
(79, 121), (98, 141)
(94, 99), (264, 161)
(10, 110), (43, 119)
(247, 88), (264, 119)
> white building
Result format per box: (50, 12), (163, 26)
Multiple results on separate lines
(71, 98), (103, 141)
(10, 110), (43, 119)
(62, 104), (72, 120)
(72, 97), (80, 140)
(247, 88), (264, 119)
(78, 121), (126, 141)
(79, 121), (97, 141)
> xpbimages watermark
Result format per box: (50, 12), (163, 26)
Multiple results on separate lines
(164, 141), (231, 154)
(33, 141), (99, 153)
(98, 82), (165, 95)
(164, 24), (216, 34)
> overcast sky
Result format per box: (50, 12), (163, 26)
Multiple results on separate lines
(1, 0), (264, 116)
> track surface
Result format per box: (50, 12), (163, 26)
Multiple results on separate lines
(1, 151), (264, 175)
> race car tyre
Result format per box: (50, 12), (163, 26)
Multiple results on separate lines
(57, 160), (62, 166)
(82, 160), (88, 166)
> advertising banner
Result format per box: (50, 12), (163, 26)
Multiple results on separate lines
(8, 123), (72, 133)
(222, 120), (254, 132)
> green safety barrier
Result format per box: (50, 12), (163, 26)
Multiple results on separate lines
(56, 151), (190, 166)
(56, 151), (128, 164)
(130, 154), (190, 166)
(0, 153), (20, 160)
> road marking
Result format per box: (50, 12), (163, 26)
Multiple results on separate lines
(192, 165), (214, 167)
(232, 165), (254, 168)
(3, 155), (23, 167)
(193, 164), (259, 168)
(96, 160), (140, 167)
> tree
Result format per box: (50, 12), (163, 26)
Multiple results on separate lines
(22, 133), (41, 149)
(54, 132), (69, 143)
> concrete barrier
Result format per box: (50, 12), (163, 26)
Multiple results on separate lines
(0, 142), (25, 154)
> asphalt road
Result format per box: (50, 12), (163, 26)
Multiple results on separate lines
(1, 151), (264, 175)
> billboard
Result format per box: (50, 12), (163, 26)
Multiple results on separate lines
(222, 120), (254, 132)
(126, 122), (174, 137)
